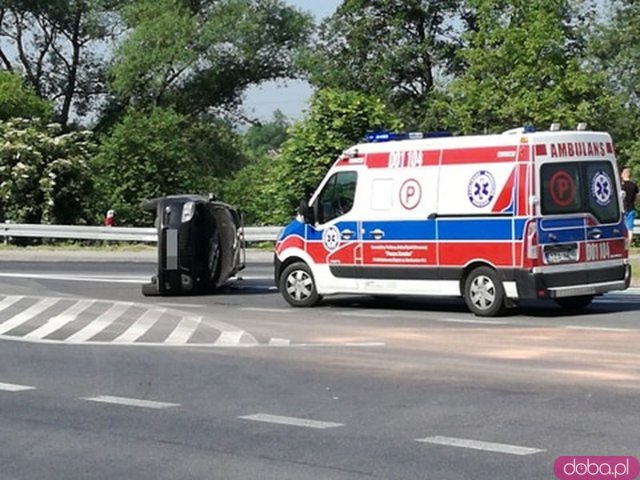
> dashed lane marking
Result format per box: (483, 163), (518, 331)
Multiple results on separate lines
(0, 382), (36, 392)
(83, 395), (179, 409)
(238, 413), (344, 429)
(437, 318), (507, 326)
(416, 436), (545, 456)
(241, 308), (293, 314)
(565, 325), (632, 332)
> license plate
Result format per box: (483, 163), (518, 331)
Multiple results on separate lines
(544, 244), (578, 264)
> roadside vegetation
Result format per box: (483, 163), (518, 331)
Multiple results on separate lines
(0, 0), (639, 229)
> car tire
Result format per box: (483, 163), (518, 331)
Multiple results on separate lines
(279, 261), (320, 307)
(463, 266), (506, 317)
(554, 295), (594, 311)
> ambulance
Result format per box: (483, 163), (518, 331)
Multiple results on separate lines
(273, 126), (631, 316)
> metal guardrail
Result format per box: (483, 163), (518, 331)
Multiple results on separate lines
(0, 223), (282, 243)
(0, 222), (638, 243)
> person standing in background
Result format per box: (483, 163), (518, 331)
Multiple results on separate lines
(621, 167), (639, 242)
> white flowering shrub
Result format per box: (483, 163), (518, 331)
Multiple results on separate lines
(0, 118), (96, 225)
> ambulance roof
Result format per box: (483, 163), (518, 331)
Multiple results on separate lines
(343, 129), (612, 156)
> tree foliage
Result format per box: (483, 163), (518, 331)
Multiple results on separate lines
(433, 0), (623, 134)
(0, 118), (95, 225)
(110, 0), (313, 120)
(251, 89), (401, 225)
(590, 0), (640, 169)
(93, 107), (245, 226)
(221, 111), (291, 225)
(0, 71), (54, 121)
(302, 0), (465, 126)
(0, 0), (126, 126)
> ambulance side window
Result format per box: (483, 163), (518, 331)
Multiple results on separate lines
(316, 171), (357, 224)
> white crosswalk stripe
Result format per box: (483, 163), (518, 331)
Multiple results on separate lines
(64, 302), (133, 343)
(25, 299), (95, 339)
(112, 308), (166, 343)
(164, 316), (201, 344)
(0, 295), (23, 313)
(0, 295), (250, 348)
(0, 298), (60, 335)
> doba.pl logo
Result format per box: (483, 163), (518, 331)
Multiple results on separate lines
(554, 456), (640, 480)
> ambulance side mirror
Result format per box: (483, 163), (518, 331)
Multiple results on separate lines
(298, 199), (314, 224)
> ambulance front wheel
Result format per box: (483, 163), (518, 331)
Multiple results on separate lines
(463, 266), (506, 317)
(279, 262), (320, 307)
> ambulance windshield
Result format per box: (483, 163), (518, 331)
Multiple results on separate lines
(540, 161), (619, 224)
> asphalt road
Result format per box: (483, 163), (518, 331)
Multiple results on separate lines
(1, 253), (639, 480)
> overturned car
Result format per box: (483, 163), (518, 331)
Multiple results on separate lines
(141, 195), (244, 296)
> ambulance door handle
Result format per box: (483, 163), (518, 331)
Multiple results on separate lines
(590, 229), (602, 240)
(613, 228), (621, 235)
(549, 233), (558, 242)
(370, 229), (385, 240)
(341, 229), (354, 240)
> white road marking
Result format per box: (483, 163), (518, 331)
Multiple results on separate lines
(158, 303), (204, 309)
(83, 395), (179, 409)
(112, 308), (166, 343)
(0, 298), (60, 335)
(164, 316), (201, 344)
(239, 413), (343, 429)
(268, 338), (291, 346)
(241, 308), (292, 314)
(416, 436), (545, 455)
(0, 295), (23, 312)
(25, 299), (96, 339)
(214, 330), (246, 346)
(565, 325), (631, 332)
(0, 382), (35, 392)
(0, 273), (148, 284)
(336, 312), (391, 318)
(64, 302), (133, 343)
(438, 318), (507, 325)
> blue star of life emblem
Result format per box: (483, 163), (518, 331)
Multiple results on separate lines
(468, 170), (496, 208)
(591, 170), (612, 206)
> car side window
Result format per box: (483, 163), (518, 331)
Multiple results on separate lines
(316, 171), (357, 224)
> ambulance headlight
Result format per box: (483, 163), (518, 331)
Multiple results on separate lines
(181, 201), (196, 223)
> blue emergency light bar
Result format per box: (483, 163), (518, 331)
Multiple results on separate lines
(365, 131), (452, 143)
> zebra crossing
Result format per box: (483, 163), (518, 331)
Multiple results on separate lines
(0, 295), (257, 347)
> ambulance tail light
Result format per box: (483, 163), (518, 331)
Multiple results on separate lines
(524, 221), (539, 267)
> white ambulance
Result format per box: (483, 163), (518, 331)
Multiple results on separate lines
(274, 126), (631, 316)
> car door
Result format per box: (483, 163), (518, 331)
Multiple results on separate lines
(307, 170), (361, 288)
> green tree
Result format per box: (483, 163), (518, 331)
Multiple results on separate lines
(302, 0), (465, 126)
(0, 118), (95, 225)
(0, 0), (127, 126)
(590, 0), (640, 168)
(221, 111), (291, 225)
(262, 89), (402, 224)
(435, 0), (623, 134)
(93, 107), (245, 226)
(110, 0), (313, 121)
(0, 71), (54, 121)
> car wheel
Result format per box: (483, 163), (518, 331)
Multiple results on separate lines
(464, 266), (506, 317)
(554, 295), (594, 310)
(279, 262), (320, 307)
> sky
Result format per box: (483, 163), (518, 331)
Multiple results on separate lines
(242, 0), (342, 122)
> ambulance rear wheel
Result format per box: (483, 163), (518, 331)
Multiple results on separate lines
(280, 262), (320, 307)
(464, 267), (506, 317)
